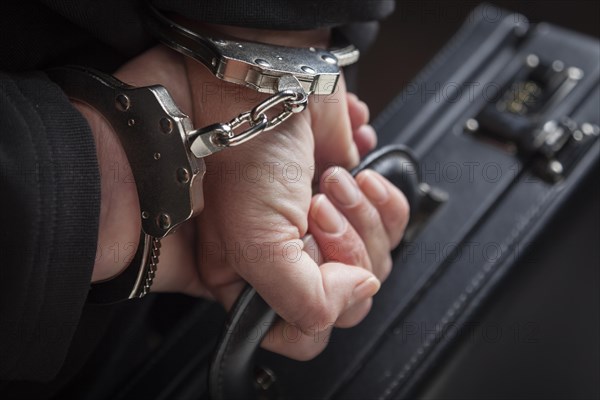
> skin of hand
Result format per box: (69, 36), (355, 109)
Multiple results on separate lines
(80, 26), (409, 360)
(75, 47), (198, 288)
(179, 26), (409, 359)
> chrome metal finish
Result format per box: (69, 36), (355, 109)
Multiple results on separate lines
(567, 67), (584, 80)
(48, 66), (205, 239)
(85, 231), (161, 303)
(134, 235), (161, 299)
(322, 54), (338, 65)
(116, 93), (131, 111)
(221, 112), (269, 146)
(160, 117), (174, 134)
(465, 118), (479, 132)
(526, 53), (539, 68)
(158, 213), (172, 230)
(548, 160), (564, 175)
(189, 77), (308, 158)
(50, 7), (362, 302)
(145, 5), (359, 95)
(177, 167), (191, 183)
(188, 123), (232, 158)
(580, 122), (597, 135)
(255, 367), (277, 391)
(529, 118), (599, 183)
(144, 5), (358, 162)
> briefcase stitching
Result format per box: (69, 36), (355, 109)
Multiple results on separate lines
(378, 187), (553, 400)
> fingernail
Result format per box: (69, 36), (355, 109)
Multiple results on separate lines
(359, 170), (389, 204)
(353, 276), (381, 300)
(329, 169), (360, 206)
(311, 195), (345, 234)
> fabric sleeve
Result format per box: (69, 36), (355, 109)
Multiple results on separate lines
(1, 1), (394, 72)
(0, 71), (100, 382)
(152, 0), (395, 30)
(0, 0), (394, 386)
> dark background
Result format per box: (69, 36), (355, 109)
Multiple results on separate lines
(356, 2), (599, 399)
(359, 0), (600, 117)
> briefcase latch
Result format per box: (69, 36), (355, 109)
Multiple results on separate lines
(466, 54), (599, 182)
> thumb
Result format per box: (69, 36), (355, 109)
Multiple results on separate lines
(246, 244), (380, 337)
(258, 260), (380, 361)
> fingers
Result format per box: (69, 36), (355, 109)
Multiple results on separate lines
(318, 168), (410, 282)
(260, 169), (410, 358)
(307, 195), (377, 329)
(192, 110), (374, 361)
(354, 125), (378, 158)
(260, 262), (379, 360)
(347, 92), (370, 129)
(320, 168), (395, 280)
(246, 248), (378, 327)
(313, 168), (409, 329)
(356, 170), (411, 248)
(307, 195), (372, 271)
(347, 92), (377, 157)
(197, 199), (381, 361)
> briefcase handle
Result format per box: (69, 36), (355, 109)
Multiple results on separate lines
(208, 145), (426, 400)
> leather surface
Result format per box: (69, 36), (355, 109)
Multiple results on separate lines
(212, 5), (599, 400)
(208, 145), (422, 400)
(99, 6), (599, 400)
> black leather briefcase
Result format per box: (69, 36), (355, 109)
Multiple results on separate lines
(84, 5), (599, 400)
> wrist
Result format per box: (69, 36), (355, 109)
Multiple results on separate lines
(171, 13), (331, 49)
(202, 23), (331, 48)
(74, 102), (141, 283)
(175, 21), (325, 129)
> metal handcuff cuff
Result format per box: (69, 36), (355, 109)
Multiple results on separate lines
(48, 6), (360, 303)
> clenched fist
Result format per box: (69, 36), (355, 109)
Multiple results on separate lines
(84, 25), (408, 361)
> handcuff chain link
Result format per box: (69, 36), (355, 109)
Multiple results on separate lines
(213, 89), (308, 148)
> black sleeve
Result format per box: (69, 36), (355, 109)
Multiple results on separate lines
(1, 1), (395, 72)
(152, 0), (395, 30)
(0, 71), (100, 382)
(0, 0), (393, 389)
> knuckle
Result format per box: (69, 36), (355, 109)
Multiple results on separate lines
(344, 199), (382, 241)
(314, 308), (336, 331)
(299, 302), (336, 333)
(377, 255), (393, 282)
(347, 241), (371, 270)
(360, 201), (382, 229)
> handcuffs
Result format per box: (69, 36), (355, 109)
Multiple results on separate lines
(48, 5), (360, 303)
